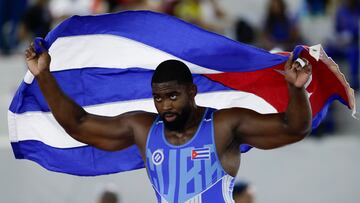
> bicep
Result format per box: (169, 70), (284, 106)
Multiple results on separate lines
(69, 111), (153, 151)
(233, 109), (305, 149)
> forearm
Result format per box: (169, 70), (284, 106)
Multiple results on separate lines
(284, 83), (312, 135)
(36, 70), (87, 133)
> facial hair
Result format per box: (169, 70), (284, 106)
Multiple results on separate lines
(162, 105), (191, 131)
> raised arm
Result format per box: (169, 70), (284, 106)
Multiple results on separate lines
(25, 43), (155, 151)
(217, 54), (312, 149)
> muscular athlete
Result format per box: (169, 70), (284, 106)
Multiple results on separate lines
(25, 43), (312, 203)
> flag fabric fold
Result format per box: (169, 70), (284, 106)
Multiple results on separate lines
(8, 11), (356, 176)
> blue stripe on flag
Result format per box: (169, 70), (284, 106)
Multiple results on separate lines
(11, 140), (144, 176)
(193, 147), (210, 152)
(312, 94), (348, 129)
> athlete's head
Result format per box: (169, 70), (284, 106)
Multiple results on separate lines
(98, 191), (119, 203)
(151, 60), (197, 131)
(233, 182), (255, 203)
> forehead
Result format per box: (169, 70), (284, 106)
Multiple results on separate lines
(151, 81), (186, 93)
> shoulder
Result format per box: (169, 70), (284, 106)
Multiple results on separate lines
(211, 108), (254, 151)
(213, 107), (259, 129)
(214, 107), (254, 120)
(121, 111), (158, 150)
(120, 111), (157, 127)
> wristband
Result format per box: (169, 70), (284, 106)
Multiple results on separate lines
(295, 58), (306, 68)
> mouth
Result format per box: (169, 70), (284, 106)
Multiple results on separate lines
(163, 113), (178, 122)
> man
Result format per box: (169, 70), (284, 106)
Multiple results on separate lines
(25, 42), (312, 202)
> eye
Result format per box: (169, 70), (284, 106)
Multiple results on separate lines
(170, 95), (177, 100)
(154, 96), (162, 102)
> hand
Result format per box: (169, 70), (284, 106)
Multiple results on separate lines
(284, 53), (312, 88)
(25, 42), (51, 76)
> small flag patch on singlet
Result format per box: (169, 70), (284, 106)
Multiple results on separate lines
(191, 147), (210, 160)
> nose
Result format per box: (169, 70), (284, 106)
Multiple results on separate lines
(162, 99), (173, 111)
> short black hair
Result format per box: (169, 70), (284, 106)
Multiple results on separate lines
(151, 60), (193, 84)
(233, 182), (249, 196)
(99, 191), (118, 203)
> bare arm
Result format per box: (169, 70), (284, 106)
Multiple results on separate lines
(218, 54), (312, 149)
(25, 43), (155, 151)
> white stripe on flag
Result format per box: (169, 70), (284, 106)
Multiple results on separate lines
(194, 148), (209, 151)
(49, 34), (221, 74)
(9, 90), (276, 147)
(194, 155), (209, 158)
(194, 150), (210, 153)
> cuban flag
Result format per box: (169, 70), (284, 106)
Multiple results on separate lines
(8, 11), (356, 176)
(191, 148), (211, 160)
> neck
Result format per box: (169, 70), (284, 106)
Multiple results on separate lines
(184, 105), (201, 129)
(167, 106), (204, 134)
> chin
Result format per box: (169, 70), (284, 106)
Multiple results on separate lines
(162, 106), (192, 130)
(163, 119), (184, 131)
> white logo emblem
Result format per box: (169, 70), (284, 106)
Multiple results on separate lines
(152, 149), (164, 165)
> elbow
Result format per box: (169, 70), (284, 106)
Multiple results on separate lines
(291, 126), (311, 141)
(285, 116), (312, 139)
(62, 119), (86, 140)
(302, 126), (312, 137)
(63, 126), (82, 140)
(63, 126), (95, 147)
(61, 112), (88, 137)
(62, 119), (82, 135)
(285, 122), (312, 142)
(298, 121), (312, 137)
(64, 127), (76, 136)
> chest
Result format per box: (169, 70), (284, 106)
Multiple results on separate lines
(163, 128), (198, 146)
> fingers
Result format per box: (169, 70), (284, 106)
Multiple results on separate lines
(293, 57), (310, 71)
(285, 52), (294, 70)
(25, 38), (48, 61)
(304, 62), (312, 74)
(292, 59), (303, 71)
(294, 58), (305, 69)
(25, 43), (37, 60)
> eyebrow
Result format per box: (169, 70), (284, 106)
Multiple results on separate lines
(166, 91), (179, 96)
(152, 91), (180, 96)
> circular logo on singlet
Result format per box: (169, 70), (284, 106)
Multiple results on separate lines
(152, 149), (164, 165)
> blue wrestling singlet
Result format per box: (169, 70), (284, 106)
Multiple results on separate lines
(145, 108), (235, 203)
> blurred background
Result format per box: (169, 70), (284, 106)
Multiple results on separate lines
(0, 0), (359, 202)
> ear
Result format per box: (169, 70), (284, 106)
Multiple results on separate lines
(188, 84), (197, 98)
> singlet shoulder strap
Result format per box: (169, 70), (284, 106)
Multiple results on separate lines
(204, 107), (217, 120)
